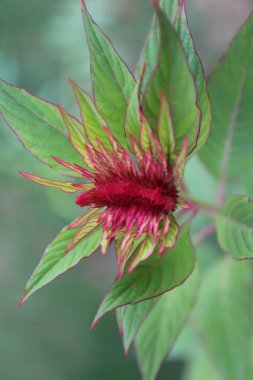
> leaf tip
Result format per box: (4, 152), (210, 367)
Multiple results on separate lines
(51, 155), (59, 162)
(124, 346), (129, 357)
(151, 0), (159, 9)
(18, 291), (26, 307)
(81, 0), (86, 9)
(139, 62), (147, 80)
(65, 243), (72, 254)
(138, 107), (145, 122)
(117, 323), (123, 337)
(159, 91), (166, 102)
(68, 78), (77, 88)
(179, 0), (185, 10)
(127, 263), (136, 275)
(18, 171), (27, 179)
(56, 104), (64, 114)
(117, 269), (124, 280)
(90, 318), (98, 330)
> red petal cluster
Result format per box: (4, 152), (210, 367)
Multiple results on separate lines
(75, 129), (178, 243)
(51, 123), (183, 276)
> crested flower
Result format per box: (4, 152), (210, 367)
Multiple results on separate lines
(20, 83), (191, 279)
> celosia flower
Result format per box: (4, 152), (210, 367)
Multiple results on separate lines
(20, 87), (191, 278)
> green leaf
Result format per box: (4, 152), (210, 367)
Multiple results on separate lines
(157, 94), (176, 162)
(192, 258), (253, 380)
(70, 81), (112, 151)
(118, 298), (158, 353)
(82, 3), (135, 149)
(135, 269), (199, 380)
(199, 13), (253, 178)
(124, 72), (143, 147)
(142, 6), (200, 155)
(135, 0), (178, 86)
(136, 1), (211, 152)
(92, 227), (196, 327)
(216, 195), (253, 260)
(175, 3), (211, 151)
(19, 171), (83, 193)
(0, 79), (83, 176)
(20, 224), (102, 304)
(58, 105), (92, 168)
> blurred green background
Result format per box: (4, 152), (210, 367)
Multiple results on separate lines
(0, 0), (252, 379)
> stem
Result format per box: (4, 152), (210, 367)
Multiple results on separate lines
(193, 222), (216, 246)
(182, 194), (219, 217)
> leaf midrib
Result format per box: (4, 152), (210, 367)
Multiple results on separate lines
(217, 212), (253, 231)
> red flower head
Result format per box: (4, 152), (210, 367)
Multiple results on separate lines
(20, 86), (191, 278)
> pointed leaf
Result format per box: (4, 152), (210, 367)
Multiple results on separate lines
(216, 195), (253, 260)
(58, 105), (96, 170)
(135, 269), (199, 380)
(124, 65), (146, 147)
(59, 106), (86, 157)
(20, 224), (102, 304)
(68, 208), (101, 230)
(174, 139), (188, 185)
(127, 237), (156, 274)
(199, 13), (253, 178)
(51, 156), (94, 180)
(119, 298), (158, 353)
(159, 215), (180, 253)
(115, 306), (125, 335)
(157, 94), (176, 162)
(70, 82), (112, 151)
(82, 2), (135, 149)
(124, 86), (141, 147)
(19, 172), (82, 193)
(135, 0), (179, 85)
(92, 227), (196, 327)
(0, 79), (83, 176)
(175, 2), (211, 151)
(66, 215), (102, 253)
(136, 1), (210, 151)
(142, 6), (200, 155)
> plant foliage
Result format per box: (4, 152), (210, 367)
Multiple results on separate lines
(1, 1), (253, 379)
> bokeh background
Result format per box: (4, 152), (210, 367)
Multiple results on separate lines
(0, 0), (252, 379)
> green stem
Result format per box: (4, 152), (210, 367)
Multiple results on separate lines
(193, 222), (216, 246)
(182, 194), (219, 217)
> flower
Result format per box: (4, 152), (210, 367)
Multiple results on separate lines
(20, 86), (191, 278)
